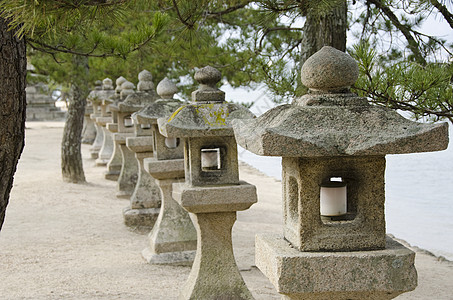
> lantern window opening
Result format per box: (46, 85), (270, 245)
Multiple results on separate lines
(165, 137), (180, 149)
(320, 175), (355, 223)
(141, 123), (151, 130)
(124, 116), (133, 127)
(201, 147), (222, 171)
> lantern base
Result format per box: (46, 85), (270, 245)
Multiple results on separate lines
(256, 234), (417, 300)
(142, 248), (195, 266)
(123, 207), (159, 228)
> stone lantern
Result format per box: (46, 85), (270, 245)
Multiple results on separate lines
(104, 76), (127, 181)
(82, 81), (100, 144)
(109, 79), (138, 198)
(233, 46), (449, 299)
(122, 70), (162, 227)
(87, 80), (104, 159)
(158, 66), (257, 299)
(135, 77), (197, 265)
(95, 78), (115, 166)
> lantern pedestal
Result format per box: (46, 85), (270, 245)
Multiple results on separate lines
(105, 123), (121, 181)
(256, 234), (417, 300)
(89, 112), (103, 159)
(122, 136), (161, 228)
(95, 116), (114, 166)
(114, 132), (137, 199)
(142, 158), (197, 266)
(172, 182), (257, 300)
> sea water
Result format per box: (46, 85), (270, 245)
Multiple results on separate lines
(238, 124), (453, 261)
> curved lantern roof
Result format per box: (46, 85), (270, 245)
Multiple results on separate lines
(158, 66), (255, 138)
(133, 77), (184, 125)
(233, 46), (448, 157)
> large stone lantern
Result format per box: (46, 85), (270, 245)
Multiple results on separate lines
(233, 46), (449, 299)
(133, 77), (198, 265)
(158, 66), (257, 299)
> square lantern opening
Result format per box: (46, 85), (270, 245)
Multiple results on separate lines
(165, 137), (180, 149)
(185, 137), (239, 186)
(124, 115), (133, 127)
(320, 176), (356, 223)
(201, 148), (222, 171)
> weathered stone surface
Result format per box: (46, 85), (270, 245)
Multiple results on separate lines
(114, 132), (137, 199)
(282, 156), (386, 252)
(126, 136), (154, 153)
(82, 104), (96, 144)
(141, 177), (197, 266)
(256, 234), (417, 300)
(105, 123), (121, 181)
(233, 102), (448, 157)
(191, 66), (225, 102)
(172, 181), (257, 214)
(158, 102), (254, 138)
(156, 77), (178, 99)
(144, 158), (185, 180)
(300, 46), (359, 92)
(123, 136), (161, 228)
(178, 212), (254, 300)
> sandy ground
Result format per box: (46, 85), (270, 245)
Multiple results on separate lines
(0, 121), (452, 300)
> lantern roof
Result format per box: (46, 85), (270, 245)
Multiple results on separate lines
(158, 66), (254, 138)
(133, 77), (183, 125)
(233, 46), (448, 157)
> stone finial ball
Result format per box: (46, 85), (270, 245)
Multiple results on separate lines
(301, 46), (359, 91)
(157, 77), (178, 99)
(102, 78), (113, 90)
(121, 81), (135, 90)
(194, 66), (222, 87)
(138, 70), (153, 82)
(116, 76), (126, 86)
(94, 80), (102, 90)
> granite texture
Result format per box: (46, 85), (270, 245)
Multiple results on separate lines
(282, 156), (386, 252)
(172, 181), (257, 214)
(256, 234), (417, 300)
(178, 212), (254, 300)
(301, 46), (359, 92)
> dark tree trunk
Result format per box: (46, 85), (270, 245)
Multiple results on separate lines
(61, 55), (89, 183)
(0, 18), (27, 231)
(300, 1), (348, 67)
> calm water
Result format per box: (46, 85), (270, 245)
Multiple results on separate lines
(238, 124), (453, 261)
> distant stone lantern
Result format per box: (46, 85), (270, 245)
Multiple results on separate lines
(122, 70), (162, 227)
(95, 78), (115, 166)
(233, 46), (449, 299)
(109, 79), (137, 198)
(131, 77), (198, 265)
(87, 80), (103, 159)
(158, 66), (257, 299)
(104, 76), (127, 181)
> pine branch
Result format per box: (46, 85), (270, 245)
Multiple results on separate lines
(367, 0), (427, 65)
(428, 0), (453, 29)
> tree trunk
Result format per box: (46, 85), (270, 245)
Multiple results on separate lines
(0, 18), (27, 230)
(61, 55), (89, 183)
(300, 1), (348, 67)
